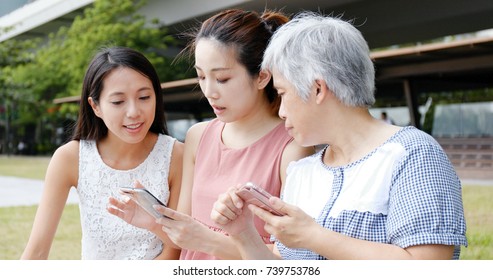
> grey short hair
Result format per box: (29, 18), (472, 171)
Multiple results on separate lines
(262, 12), (375, 107)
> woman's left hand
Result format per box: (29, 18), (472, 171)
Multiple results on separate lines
(153, 205), (213, 251)
(250, 196), (319, 249)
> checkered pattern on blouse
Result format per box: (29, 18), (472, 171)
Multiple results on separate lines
(276, 126), (468, 260)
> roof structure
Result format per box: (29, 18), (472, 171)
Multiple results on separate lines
(53, 34), (493, 126)
(4, 0), (493, 126)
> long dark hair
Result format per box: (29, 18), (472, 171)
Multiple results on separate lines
(181, 9), (289, 114)
(72, 46), (167, 141)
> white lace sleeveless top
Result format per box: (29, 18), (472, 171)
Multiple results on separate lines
(77, 134), (175, 259)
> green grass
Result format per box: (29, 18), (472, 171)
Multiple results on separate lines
(0, 155), (51, 180)
(460, 185), (493, 259)
(0, 155), (81, 259)
(0, 156), (491, 259)
(0, 204), (81, 260)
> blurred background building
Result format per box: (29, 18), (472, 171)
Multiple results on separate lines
(1, 0), (492, 179)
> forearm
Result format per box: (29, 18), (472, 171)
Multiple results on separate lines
(229, 228), (280, 260)
(150, 222), (181, 250)
(197, 230), (244, 260)
(154, 245), (181, 260)
(21, 242), (51, 260)
(306, 226), (450, 260)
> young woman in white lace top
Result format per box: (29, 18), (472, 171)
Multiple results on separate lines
(21, 47), (184, 260)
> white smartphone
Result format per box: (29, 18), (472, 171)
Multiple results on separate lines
(235, 182), (283, 216)
(119, 187), (172, 219)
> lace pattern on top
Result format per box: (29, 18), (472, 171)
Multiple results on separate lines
(77, 134), (175, 259)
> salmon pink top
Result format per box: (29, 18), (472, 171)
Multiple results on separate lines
(180, 119), (293, 260)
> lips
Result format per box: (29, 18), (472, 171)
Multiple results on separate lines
(124, 123), (143, 130)
(211, 105), (226, 115)
(285, 126), (294, 135)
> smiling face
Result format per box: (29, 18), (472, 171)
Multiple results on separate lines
(194, 39), (263, 123)
(89, 67), (156, 144)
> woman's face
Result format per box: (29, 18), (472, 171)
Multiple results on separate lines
(195, 39), (262, 123)
(89, 67), (156, 144)
(273, 69), (317, 147)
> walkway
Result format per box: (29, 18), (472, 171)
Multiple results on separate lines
(0, 175), (79, 207)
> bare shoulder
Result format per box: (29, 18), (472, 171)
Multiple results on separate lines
(171, 138), (184, 163)
(51, 140), (79, 163)
(180, 121), (211, 167)
(45, 140), (79, 188)
(172, 139), (184, 154)
(184, 121), (210, 148)
(279, 140), (315, 186)
(185, 121), (210, 141)
(283, 140), (316, 162)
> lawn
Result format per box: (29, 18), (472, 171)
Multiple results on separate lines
(0, 155), (50, 180)
(0, 156), (491, 259)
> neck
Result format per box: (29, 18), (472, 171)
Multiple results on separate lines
(322, 108), (390, 166)
(97, 132), (157, 170)
(222, 102), (281, 149)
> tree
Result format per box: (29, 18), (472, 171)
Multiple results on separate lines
(0, 31), (40, 155)
(2, 0), (192, 154)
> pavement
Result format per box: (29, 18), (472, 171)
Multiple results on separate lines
(0, 175), (491, 207)
(0, 175), (79, 207)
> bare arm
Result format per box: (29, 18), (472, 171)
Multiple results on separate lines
(251, 197), (455, 260)
(210, 187), (281, 259)
(165, 122), (245, 259)
(303, 221), (454, 259)
(154, 140), (184, 259)
(279, 140), (315, 187)
(21, 141), (79, 259)
(206, 137), (315, 259)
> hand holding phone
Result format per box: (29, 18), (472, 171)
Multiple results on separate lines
(235, 182), (283, 216)
(119, 187), (172, 219)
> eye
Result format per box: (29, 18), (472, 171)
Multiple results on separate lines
(139, 95), (151, 101)
(111, 101), (124, 105)
(217, 78), (229, 84)
(196, 75), (205, 81)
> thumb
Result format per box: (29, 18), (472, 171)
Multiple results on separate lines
(269, 196), (291, 216)
(133, 180), (145, 189)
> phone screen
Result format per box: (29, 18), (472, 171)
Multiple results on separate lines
(119, 187), (171, 219)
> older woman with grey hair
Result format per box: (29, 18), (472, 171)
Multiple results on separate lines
(211, 11), (467, 260)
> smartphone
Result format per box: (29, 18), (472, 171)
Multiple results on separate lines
(119, 187), (172, 219)
(235, 182), (283, 216)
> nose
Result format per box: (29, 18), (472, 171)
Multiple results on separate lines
(126, 100), (140, 118)
(201, 79), (219, 100)
(278, 99), (287, 120)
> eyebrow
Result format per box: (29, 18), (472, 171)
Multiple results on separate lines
(195, 65), (231, 72)
(107, 87), (152, 97)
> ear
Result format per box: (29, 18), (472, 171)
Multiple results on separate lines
(257, 70), (272, 90)
(88, 97), (102, 118)
(314, 79), (330, 105)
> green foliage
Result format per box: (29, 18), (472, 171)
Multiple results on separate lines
(1, 0), (192, 154)
(27, 0), (181, 100)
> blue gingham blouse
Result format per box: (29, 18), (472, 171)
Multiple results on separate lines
(275, 126), (468, 260)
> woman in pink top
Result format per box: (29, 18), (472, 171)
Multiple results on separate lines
(108, 9), (314, 259)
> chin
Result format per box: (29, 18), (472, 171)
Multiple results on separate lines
(215, 114), (235, 124)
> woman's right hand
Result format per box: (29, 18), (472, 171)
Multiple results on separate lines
(210, 185), (255, 236)
(107, 182), (160, 233)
